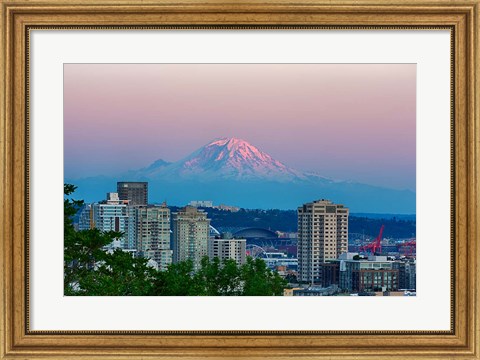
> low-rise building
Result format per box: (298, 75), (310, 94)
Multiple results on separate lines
(283, 287), (303, 296)
(339, 255), (399, 292)
(293, 285), (340, 296)
(188, 200), (214, 208)
(215, 204), (240, 212)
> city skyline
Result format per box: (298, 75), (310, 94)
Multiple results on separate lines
(71, 183), (416, 296)
(64, 63), (416, 191)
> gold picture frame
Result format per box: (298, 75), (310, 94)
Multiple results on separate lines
(1, 0), (479, 358)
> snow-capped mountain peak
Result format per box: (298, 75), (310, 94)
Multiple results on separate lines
(141, 137), (305, 182)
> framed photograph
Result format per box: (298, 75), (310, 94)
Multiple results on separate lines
(1, 0), (478, 358)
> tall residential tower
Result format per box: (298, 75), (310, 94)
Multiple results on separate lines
(172, 206), (210, 270)
(136, 204), (172, 271)
(117, 181), (148, 206)
(297, 199), (349, 285)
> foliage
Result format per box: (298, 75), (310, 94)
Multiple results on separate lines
(193, 257), (242, 296)
(64, 184), (84, 239)
(151, 256), (286, 296)
(72, 248), (157, 296)
(65, 184), (287, 296)
(152, 260), (200, 296)
(241, 257), (286, 296)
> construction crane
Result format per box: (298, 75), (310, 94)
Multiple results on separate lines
(398, 238), (416, 257)
(359, 225), (385, 255)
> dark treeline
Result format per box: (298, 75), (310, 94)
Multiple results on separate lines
(348, 216), (416, 239)
(168, 207), (416, 238)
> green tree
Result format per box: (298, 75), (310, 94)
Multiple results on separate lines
(75, 249), (157, 296)
(152, 256), (286, 296)
(194, 257), (222, 296)
(64, 227), (121, 294)
(217, 258), (243, 296)
(194, 257), (242, 296)
(241, 257), (287, 296)
(152, 260), (200, 296)
(64, 184), (83, 221)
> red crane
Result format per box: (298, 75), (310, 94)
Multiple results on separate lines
(398, 238), (416, 257)
(360, 225), (385, 255)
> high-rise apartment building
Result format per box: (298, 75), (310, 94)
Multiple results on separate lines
(77, 203), (93, 231)
(208, 235), (246, 265)
(297, 199), (349, 285)
(124, 206), (137, 250)
(172, 206), (210, 270)
(117, 181), (148, 206)
(135, 204), (172, 271)
(92, 193), (130, 248)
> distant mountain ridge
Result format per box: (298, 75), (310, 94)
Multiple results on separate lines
(66, 137), (416, 213)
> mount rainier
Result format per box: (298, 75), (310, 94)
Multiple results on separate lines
(66, 137), (415, 213)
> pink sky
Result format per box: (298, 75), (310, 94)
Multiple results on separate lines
(64, 64), (416, 191)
